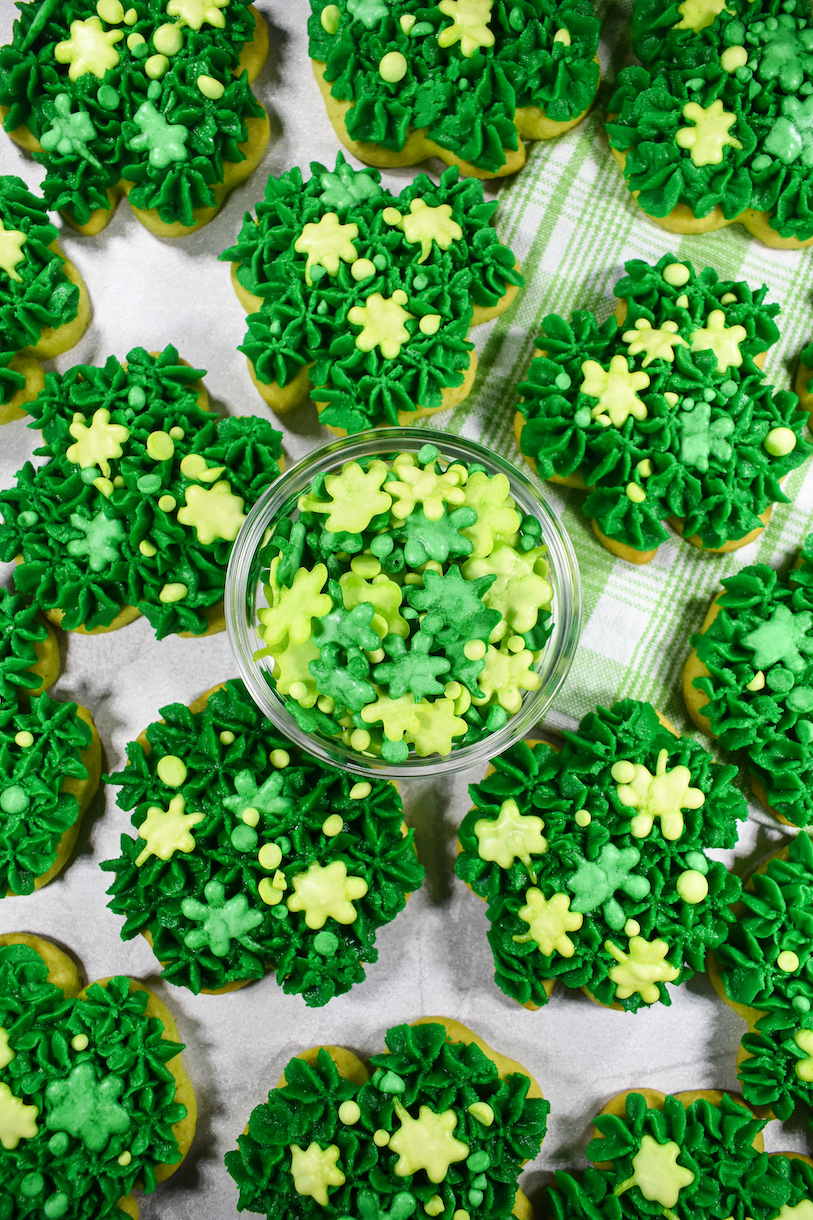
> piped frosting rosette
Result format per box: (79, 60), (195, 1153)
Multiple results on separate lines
(102, 679), (424, 1002)
(0, 345), (283, 636)
(0, 588), (100, 896)
(456, 699), (746, 1011)
(515, 254), (810, 562)
(684, 532), (813, 827)
(548, 1088), (813, 1220)
(226, 1018), (550, 1220)
(608, 0), (813, 246)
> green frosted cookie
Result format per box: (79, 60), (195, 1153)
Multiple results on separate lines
(714, 833), (813, 1129)
(221, 155), (523, 431)
(548, 1088), (813, 1220)
(0, 934), (194, 1220)
(516, 254), (809, 562)
(102, 679), (424, 1003)
(0, 588), (101, 896)
(226, 1019), (550, 1219)
(456, 698), (745, 1011)
(0, 0), (269, 235)
(0, 345), (283, 637)
(685, 532), (813, 827)
(309, 0), (600, 176)
(609, 0), (813, 246)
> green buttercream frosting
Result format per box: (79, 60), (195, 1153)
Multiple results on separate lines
(0, 588), (93, 896)
(549, 1090), (813, 1220)
(221, 154), (523, 431)
(0, 0), (263, 228)
(0, 940), (187, 1218)
(0, 345), (283, 637)
(226, 1021), (550, 1216)
(516, 253), (808, 554)
(0, 175), (81, 407)
(456, 699), (745, 1011)
(609, 0), (813, 241)
(308, 0), (600, 173)
(716, 832), (813, 1125)
(691, 532), (813, 827)
(101, 679), (424, 1001)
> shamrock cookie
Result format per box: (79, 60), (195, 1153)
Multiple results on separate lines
(0, 176), (90, 426)
(101, 679), (424, 1002)
(0, 344), (284, 636)
(222, 156), (523, 431)
(515, 254), (809, 563)
(608, 0), (813, 247)
(684, 533), (813, 827)
(710, 834), (813, 1129)
(456, 699), (745, 1011)
(0, 0), (270, 237)
(309, 0), (601, 178)
(226, 1017), (550, 1219)
(549, 1088), (813, 1220)
(253, 442), (554, 762)
(0, 588), (101, 896)
(0, 932), (195, 1220)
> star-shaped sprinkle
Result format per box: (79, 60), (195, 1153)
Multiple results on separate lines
(177, 479), (246, 544)
(166, 0), (230, 29)
(286, 859), (368, 928)
(410, 697), (468, 756)
(605, 934), (680, 1003)
(259, 559), (332, 647)
(289, 1142), (346, 1205)
(628, 1135), (695, 1206)
(54, 16), (123, 80)
(374, 633), (451, 701)
(66, 511), (125, 573)
(513, 889), (583, 957)
(580, 354), (650, 427)
(294, 212), (358, 285)
(348, 291), (413, 359)
(135, 794), (205, 867)
(389, 1100), (469, 1182)
(300, 459), (392, 533)
(742, 604), (813, 673)
(181, 878), (264, 956)
(474, 798), (547, 873)
(622, 318), (688, 366)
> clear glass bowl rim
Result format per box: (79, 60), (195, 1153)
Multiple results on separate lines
(225, 427), (582, 779)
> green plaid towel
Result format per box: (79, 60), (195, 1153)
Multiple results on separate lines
(421, 0), (813, 750)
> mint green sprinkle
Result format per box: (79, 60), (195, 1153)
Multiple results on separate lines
(418, 443), (439, 465)
(314, 931), (339, 956)
(128, 385), (147, 408)
(137, 474), (162, 494)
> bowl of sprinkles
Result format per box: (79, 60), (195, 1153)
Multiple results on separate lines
(225, 429), (581, 776)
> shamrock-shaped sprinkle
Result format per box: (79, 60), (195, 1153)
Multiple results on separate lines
(182, 878), (264, 956)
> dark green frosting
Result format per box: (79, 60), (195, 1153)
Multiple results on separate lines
(0, 939), (187, 1219)
(516, 253), (808, 554)
(0, 0), (263, 228)
(308, 0), (600, 174)
(549, 1090), (813, 1220)
(221, 154), (523, 431)
(101, 679), (424, 1002)
(716, 831), (813, 1123)
(0, 345), (283, 637)
(0, 588), (94, 896)
(456, 699), (745, 1011)
(691, 532), (813, 827)
(226, 1020), (550, 1219)
(0, 175), (81, 407)
(609, 0), (813, 241)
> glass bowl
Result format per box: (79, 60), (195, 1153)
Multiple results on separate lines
(225, 428), (581, 778)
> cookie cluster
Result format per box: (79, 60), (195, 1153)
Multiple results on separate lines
(226, 1021), (550, 1220)
(0, 938), (190, 1220)
(309, 0), (600, 175)
(609, 0), (813, 244)
(0, 0), (267, 232)
(688, 532), (813, 827)
(516, 254), (808, 558)
(0, 345), (283, 637)
(0, 590), (98, 896)
(457, 700), (745, 1010)
(102, 679), (424, 1003)
(222, 156), (522, 431)
(256, 443), (554, 761)
(715, 833), (813, 1127)
(549, 1089), (813, 1220)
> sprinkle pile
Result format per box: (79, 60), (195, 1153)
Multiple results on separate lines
(256, 443), (555, 761)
